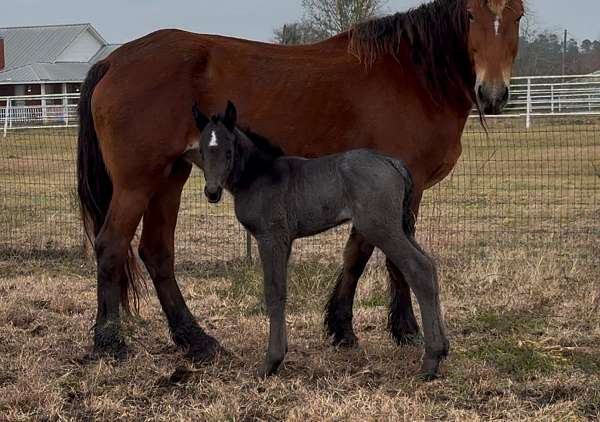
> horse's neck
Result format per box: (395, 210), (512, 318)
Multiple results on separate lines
(372, 40), (475, 115)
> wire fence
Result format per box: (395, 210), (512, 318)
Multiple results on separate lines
(0, 114), (598, 269)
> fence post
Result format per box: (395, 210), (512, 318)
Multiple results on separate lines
(550, 84), (554, 113)
(526, 77), (532, 129)
(63, 84), (69, 126)
(41, 84), (47, 124)
(245, 229), (252, 262)
(3, 98), (10, 137)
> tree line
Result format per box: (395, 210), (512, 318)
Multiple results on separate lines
(274, 0), (600, 77)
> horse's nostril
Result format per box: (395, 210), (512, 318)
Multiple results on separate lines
(477, 85), (484, 100)
(501, 87), (509, 103)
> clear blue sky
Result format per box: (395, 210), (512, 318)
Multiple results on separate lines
(1, 0), (598, 44)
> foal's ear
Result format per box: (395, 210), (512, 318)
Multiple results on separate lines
(224, 100), (237, 132)
(192, 103), (209, 131)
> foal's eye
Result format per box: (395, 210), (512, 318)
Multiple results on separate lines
(226, 151), (232, 160)
(467, 10), (475, 22)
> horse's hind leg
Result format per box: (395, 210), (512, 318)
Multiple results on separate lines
(324, 226), (374, 347)
(93, 188), (150, 359)
(387, 259), (421, 344)
(138, 160), (226, 362)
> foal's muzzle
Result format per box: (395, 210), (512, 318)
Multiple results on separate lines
(204, 186), (223, 203)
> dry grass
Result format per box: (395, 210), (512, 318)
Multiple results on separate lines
(0, 248), (599, 421)
(0, 117), (599, 420)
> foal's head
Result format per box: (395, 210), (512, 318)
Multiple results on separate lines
(192, 101), (239, 203)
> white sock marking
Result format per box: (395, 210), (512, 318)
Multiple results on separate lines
(209, 130), (218, 147)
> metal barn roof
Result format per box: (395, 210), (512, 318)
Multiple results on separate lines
(0, 24), (106, 70)
(90, 44), (121, 63)
(0, 23), (116, 84)
(0, 62), (94, 83)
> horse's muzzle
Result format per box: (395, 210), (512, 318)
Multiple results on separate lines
(477, 82), (510, 115)
(204, 186), (223, 203)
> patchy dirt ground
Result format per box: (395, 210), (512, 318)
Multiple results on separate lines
(0, 251), (599, 421)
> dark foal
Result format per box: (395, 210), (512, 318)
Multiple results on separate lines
(190, 102), (449, 379)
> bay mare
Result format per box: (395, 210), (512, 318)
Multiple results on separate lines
(77, 0), (524, 361)
(190, 101), (448, 379)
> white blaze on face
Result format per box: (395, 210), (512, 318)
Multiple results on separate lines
(209, 130), (218, 147)
(494, 15), (501, 36)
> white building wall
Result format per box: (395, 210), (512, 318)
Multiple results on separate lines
(56, 30), (103, 62)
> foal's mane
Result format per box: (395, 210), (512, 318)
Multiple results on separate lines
(348, 0), (475, 104)
(240, 128), (285, 161)
(211, 113), (284, 161)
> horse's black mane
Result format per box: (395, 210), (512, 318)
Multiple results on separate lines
(348, 0), (475, 105)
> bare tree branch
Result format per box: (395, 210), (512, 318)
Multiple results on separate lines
(274, 0), (386, 45)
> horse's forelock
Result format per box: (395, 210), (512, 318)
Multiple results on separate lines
(487, 0), (507, 16)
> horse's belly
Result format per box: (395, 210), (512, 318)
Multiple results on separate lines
(424, 140), (463, 189)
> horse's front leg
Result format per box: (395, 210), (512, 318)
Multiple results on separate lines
(256, 236), (291, 378)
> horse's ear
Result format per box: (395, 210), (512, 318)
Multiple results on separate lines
(224, 100), (237, 132)
(192, 103), (209, 131)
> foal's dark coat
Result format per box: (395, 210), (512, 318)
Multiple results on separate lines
(191, 102), (449, 379)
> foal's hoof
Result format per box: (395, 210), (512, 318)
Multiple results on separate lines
(417, 358), (443, 382)
(417, 369), (442, 382)
(255, 361), (281, 379)
(186, 335), (230, 364)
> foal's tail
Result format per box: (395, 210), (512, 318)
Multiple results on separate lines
(77, 61), (142, 313)
(401, 168), (417, 243)
(400, 165), (428, 258)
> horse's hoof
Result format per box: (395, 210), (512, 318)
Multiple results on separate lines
(394, 333), (424, 346)
(331, 333), (360, 349)
(186, 335), (230, 364)
(92, 336), (129, 362)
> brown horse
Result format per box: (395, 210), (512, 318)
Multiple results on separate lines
(77, 0), (523, 363)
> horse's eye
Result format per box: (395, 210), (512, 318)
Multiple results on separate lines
(467, 10), (475, 22)
(226, 151), (232, 160)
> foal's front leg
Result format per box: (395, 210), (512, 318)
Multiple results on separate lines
(256, 237), (291, 378)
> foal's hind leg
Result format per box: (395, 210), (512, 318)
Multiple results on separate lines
(324, 226), (374, 347)
(378, 237), (449, 380)
(139, 160), (226, 362)
(386, 189), (424, 345)
(93, 188), (149, 359)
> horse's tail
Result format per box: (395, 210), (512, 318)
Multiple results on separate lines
(77, 61), (110, 241)
(77, 61), (143, 313)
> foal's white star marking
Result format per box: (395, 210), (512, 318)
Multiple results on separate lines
(494, 16), (501, 36)
(209, 130), (218, 147)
